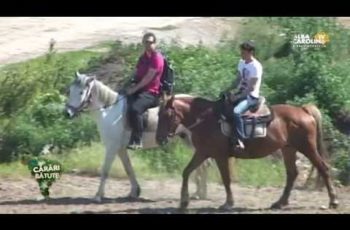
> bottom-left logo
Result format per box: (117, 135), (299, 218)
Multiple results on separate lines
(22, 156), (63, 199)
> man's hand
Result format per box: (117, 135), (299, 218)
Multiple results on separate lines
(229, 91), (243, 103)
(126, 87), (137, 95)
(230, 93), (238, 102)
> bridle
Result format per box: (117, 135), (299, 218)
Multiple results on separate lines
(166, 103), (212, 137)
(66, 80), (94, 115)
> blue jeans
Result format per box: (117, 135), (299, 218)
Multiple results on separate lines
(233, 96), (258, 139)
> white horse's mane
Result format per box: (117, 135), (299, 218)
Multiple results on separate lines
(93, 77), (195, 106)
(174, 94), (195, 98)
(94, 80), (118, 107)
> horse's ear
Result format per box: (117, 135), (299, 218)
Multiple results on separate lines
(86, 76), (95, 85)
(166, 95), (175, 108)
(75, 71), (81, 78)
(160, 93), (174, 108)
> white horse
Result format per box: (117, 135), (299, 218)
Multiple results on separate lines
(65, 72), (210, 201)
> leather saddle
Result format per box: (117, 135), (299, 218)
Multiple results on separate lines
(217, 95), (273, 139)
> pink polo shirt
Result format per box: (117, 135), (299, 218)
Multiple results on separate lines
(135, 51), (164, 95)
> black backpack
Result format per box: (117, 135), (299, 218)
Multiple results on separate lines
(131, 51), (175, 95)
(159, 51), (175, 95)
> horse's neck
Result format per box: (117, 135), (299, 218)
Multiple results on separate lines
(177, 97), (215, 126)
(93, 80), (118, 108)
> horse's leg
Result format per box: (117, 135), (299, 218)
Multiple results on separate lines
(315, 169), (325, 190)
(191, 161), (208, 200)
(304, 165), (315, 188)
(229, 157), (238, 182)
(304, 165), (324, 190)
(215, 156), (234, 211)
(271, 147), (297, 209)
(119, 148), (141, 198)
(198, 161), (208, 199)
(94, 145), (118, 202)
(301, 145), (339, 209)
(180, 152), (208, 210)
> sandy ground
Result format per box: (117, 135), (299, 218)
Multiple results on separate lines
(1, 17), (349, 67)
(0, 174), (349, 214)
(0, 17), (241, 66)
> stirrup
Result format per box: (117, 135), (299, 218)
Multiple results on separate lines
(237, 139), (244, 148)
(127, 143), (143, 150)
(127, 139), (143, 150)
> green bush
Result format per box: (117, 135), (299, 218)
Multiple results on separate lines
(0, 108), (98, 162)
(0, 49), (102, 162)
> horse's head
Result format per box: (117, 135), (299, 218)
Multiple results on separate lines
(65, 71), (95, 118)
(156, 95), (182, 146)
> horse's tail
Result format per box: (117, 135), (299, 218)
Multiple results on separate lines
(302, 104), (329, 160)
(302, 104), (331, 188)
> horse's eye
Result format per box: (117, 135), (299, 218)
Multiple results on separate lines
(80, 91), (83, 95)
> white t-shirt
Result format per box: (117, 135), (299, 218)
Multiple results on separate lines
(237, 57), (263, 98)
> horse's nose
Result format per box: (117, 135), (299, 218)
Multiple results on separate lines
(64, 107), (75, 119)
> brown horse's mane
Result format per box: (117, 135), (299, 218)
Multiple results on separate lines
(175, 96), (217, 116)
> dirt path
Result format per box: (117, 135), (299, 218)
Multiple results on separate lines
(0, 17), (241, 66)
(1, 17), (349, 67)
(0, 174), (349, 214)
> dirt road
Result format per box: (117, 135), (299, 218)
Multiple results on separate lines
(1, 17), (349, 67)
(0, 17), (240, 66)
(0, 174), (349, 214)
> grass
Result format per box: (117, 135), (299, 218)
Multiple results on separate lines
(235, 159), (286, 187)
(0, 141), (286, 188)
(0, 161), (30, 179)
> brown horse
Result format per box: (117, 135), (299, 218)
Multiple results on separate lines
(155, 95), (339, 211)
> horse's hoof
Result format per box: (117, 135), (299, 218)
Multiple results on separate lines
(179, 200), (189, 210)
(193, 193), (208, 200)
(177, 207), (189, 214)
(129, 186), (141, 199)
(219, 203), (233, 211)
(93, 195), (103, 203)
(270, 201), (288, 209)
(36, 196), (49, 201)
(190, 194), (200, 200)
(136, 186), (141, 197)
(329, 200), (339, 209)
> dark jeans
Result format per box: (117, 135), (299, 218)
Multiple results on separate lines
(128, 91), (159, 143)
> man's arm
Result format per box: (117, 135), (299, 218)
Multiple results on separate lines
(127, 68), (157, 94)
(247, 77), (258, 92)
(237, 64), (259, 97)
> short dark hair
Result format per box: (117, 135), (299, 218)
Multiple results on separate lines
(142, 32), (157, 43)
(240, 40), (255, 52)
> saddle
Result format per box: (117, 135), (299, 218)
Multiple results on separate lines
(242, 96), (271, 121)
(218, 96), (273, 139)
